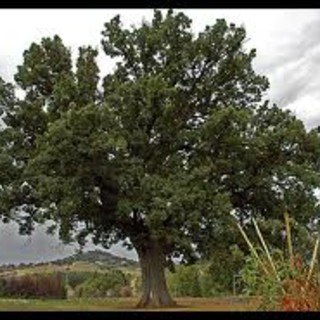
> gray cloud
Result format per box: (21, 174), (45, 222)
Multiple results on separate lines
(246, 11), (320, 129)
(0, 221), (138, 265)
(0, 222), (74, 265)
(271, 46), (320, 107)
(260, 12), (320, 75)
(305, 113), (320, 129)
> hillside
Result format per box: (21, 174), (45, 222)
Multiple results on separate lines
(52, 250), (138, 267)
(0, 250), (138, 273)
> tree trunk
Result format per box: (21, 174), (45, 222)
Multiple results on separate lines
(135, 239), (176, 308)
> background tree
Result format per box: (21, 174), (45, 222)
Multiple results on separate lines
(0, 9), (320, 308)
(167, 264), (202, 297)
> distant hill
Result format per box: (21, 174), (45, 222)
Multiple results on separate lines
(51, 250), (138, 267)
(0, 250), (139, 271)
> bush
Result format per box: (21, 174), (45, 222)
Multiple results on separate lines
(240, 249), (284, 310)
(0, 277), (6, 297)
(199, 245), (246, 296)
(76, 269), (130, 298)
(240, 248), (320, 311)
(238, 218), (320, 311)
(2, 272), (66, 299)
(132, 274), (142, 296)
(118, 285), (133, 297)
(166, 245), (245, 298)
(65, 271), (93, 288)
(198, 269), (219, 297)
(167, 265), (202, 297)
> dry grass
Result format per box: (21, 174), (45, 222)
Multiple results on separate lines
(0, 261), (140, 278)
(0, 296), (259, 311)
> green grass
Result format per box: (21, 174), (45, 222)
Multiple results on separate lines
(0, 297), (259, 311)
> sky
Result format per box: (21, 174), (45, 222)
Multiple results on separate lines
(0, 8), (319, 264)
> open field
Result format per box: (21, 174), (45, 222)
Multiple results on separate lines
(0, 297), (259, 311)
(0, 260), (140, 279)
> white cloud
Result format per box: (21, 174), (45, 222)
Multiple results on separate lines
(0, 221), (138, 264)
(1, 9), (319, 128)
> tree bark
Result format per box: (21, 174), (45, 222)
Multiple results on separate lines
(135, 238), (176, 308)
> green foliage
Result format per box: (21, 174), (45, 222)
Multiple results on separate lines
(199, 245), (246, 296)
(76, 270), (129, 298)
(0, 278), (6, 297)
(132, 274), (142, 296)
(239, 244), (319, 310)
(65, 271), (94, 289)
(240, 248), (297, 310)
(166, 245), (245, 298)
(168, 265), (202, 297)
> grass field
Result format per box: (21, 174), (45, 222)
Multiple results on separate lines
(0, 258), (259, 311)
(0, 297), (259, 311)
(0, 260), (140, 278)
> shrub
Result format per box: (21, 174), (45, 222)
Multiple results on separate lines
(167, 265), (202, 297)
(132, 274), (142, 296)
(65, 271), (93, 288)
(199, 245), (246, 296)
(198, 268), (220, 297)
(280, 255), (320, 311)
(0, 277), (6, 297)
(240, 249), (285, 310)
(2, 272), (66, 299)
(118, 285), (133, 297)
(238, 214), (320, 311)
(76, 269), (129, 298)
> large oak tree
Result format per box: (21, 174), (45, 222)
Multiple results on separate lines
(1, 10), (320, 307)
